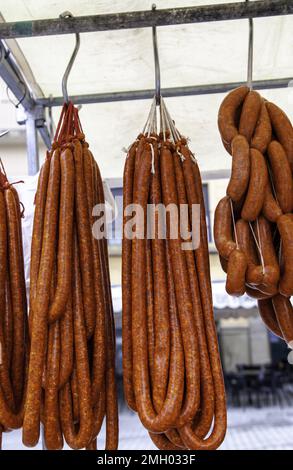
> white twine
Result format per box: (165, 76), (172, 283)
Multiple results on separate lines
(229, 198), (239, 248)
(249, 219), (265, 273)
(149, 143), (155, 174)
(176, 149), (185, 162)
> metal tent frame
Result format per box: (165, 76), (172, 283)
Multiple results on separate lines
(0, 0), (292, 175)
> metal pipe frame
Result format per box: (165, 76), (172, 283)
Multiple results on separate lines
(0, 41), (51, 174)
(0, 0), (292, 39)
(36, 77), (292, 107)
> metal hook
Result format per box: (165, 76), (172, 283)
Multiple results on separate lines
(60, 11), (80, 103)
(246, 0), (254, 90)
(152, 4), (161, 106)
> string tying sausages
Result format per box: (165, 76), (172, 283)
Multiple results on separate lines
(215, 86), (293, 347)
(0, 164), (28, 448)
(23, 101), (118, 450)
(122, 96), (227, 450)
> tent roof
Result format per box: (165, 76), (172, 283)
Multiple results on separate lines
(0, 0), (292, 177)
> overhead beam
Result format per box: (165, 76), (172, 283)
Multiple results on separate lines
(0, 1), (292, 39)
(36, 77), (292, 107)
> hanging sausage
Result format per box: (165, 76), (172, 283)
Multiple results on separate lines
(122, 97), (227, 450)
(215, 86), (293, 347)
(0, 165), (28, 448)
(23, 102), (118, 450)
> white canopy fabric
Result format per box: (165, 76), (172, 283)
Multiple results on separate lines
(0, 0), (292, 178)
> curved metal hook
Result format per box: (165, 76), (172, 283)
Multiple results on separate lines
(152, 4), (161, 105)
(60, 11), (80, 103)
(246, 0), (254, 90)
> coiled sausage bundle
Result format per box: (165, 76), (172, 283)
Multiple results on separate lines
(122, 97), (227, 450)
(215, 86), (293, 347)
(23, 102), (118, 450)
(0, 166), (28, 448)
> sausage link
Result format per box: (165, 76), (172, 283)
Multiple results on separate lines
(93, 158), (119, 445)
(149, 139), (170, 413)
(258, 299), (283, 339)
(239, 90), (262, 142)
(165, 429), (186, 449)
(146, 239), (155, 386)
(179, 154), (227, 450)
(86, 149), (106, 404)
(254, 216), (280, 292)
(246, 286), (273, 300)
(175, 149), (214, 431)
(131, 144), (185, 432)
(266, 102), (293, 172)
(267, 141), (293, 214)
(164, 241), (184, 426)
(160, 144), (199, 428)
(0, 191), (7, 339)
(86, 439), (97, 450)
(105, 315), (118, 450)
(277, 215), (293, 297)
(73, 139), (96, 338)
(0, 386), (23, 429)
(44, 321), (63, 449)
(48, 147), (75, 323)
(29, 157), (50, 335)
(219, 255), (228, 273)
(60, 233), (93, 449)
(4, 188), (26, 410)
(122, 142), (137, 411)
(0, 318), (15, 410)
(214, 196), (236, 259)
(59, 293), (73, 389)
(4, 274), (13, 371)
(241, 148), (268, 221)
(23, 148), (60, 447)
(218, 86), (249, 152)
(70, 367), (79, 423)
(227, 135), (250, 202)
(226, 248), (247, 297)
(272, 294), (293, 347)
(262, 182), (283, 223)
(251, 101), (272, 154)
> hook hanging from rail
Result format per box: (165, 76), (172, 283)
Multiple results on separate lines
(60, 11), (80, 103)
(152, 4), (161, 106)
(246, 0), (254, 90)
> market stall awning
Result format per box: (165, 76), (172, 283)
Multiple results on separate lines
(0, 0), (292, 178)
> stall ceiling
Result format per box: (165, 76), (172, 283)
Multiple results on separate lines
(0, 0), (292, 178)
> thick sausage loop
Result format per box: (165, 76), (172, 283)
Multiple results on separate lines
(215, 87), (293, 347)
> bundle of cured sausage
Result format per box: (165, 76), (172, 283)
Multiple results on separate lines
(0, 167), (28, 448)
(122, 97), (227, 450)
(23, 102), (118, 449)
(215, 86), (293, 347)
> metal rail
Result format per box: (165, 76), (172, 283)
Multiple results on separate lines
(36, 77), (292, 107)
(0, 1), (292, 39)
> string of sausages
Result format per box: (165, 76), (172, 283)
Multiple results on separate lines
(23, 102), (118, 449)
(122, 97), (227, 450)
(0, 166), (28, 449)
(215, 86), (293, 347)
